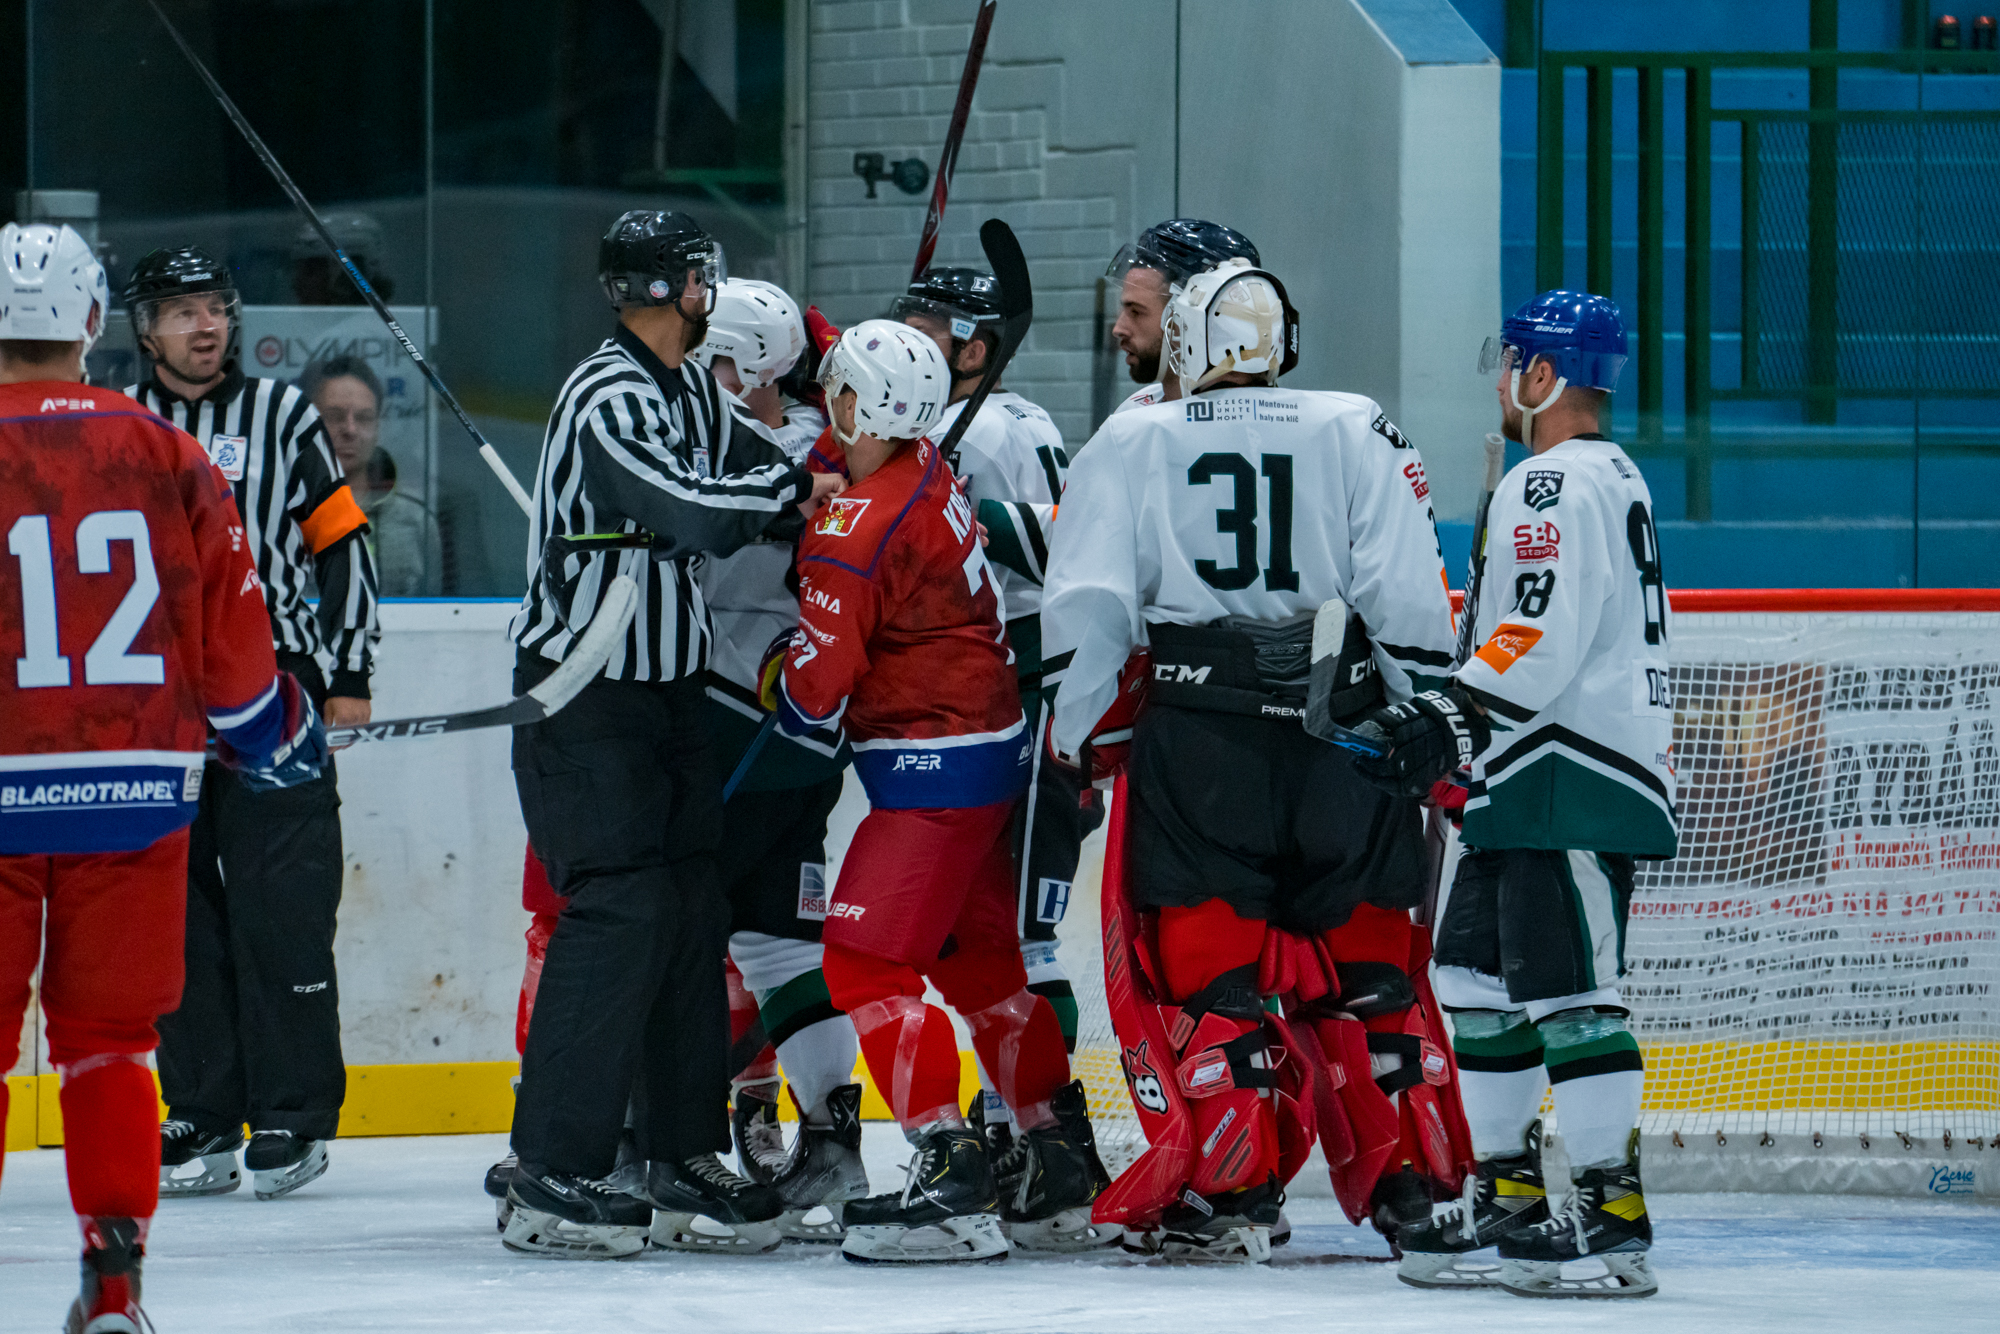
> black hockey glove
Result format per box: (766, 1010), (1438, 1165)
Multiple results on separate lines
(1349, 688), (1490, 799)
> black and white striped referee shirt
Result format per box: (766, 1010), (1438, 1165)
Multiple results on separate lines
(510, 323), (809, 681)
(127, 365), (380, 698)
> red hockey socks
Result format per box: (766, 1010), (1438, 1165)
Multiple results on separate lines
(959, 990), (1068, 1130)
(823, 943), (963, 1133)
(57, 1055), (160, 1220)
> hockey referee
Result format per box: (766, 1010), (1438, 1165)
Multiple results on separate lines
(499, 211), (841, 1258)
(123, 246), (380, 1203)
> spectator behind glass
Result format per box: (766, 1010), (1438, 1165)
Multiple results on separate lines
(300, 356), (444, 596)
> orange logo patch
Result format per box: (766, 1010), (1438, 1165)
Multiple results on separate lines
(814, 496), (871, 537)
(1474, 623), (1543, 674)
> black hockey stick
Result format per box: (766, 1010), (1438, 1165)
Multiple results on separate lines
(325, 577), (638, 748)
(934, 218), (1032, 466)
(912, 0), (998, 282)
(145, 0), (534, 518)
(1450, 433), (1509, 668)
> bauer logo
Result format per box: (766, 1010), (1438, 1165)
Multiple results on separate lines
(796, 863), (828, 922)
(1930, 1165), (1976, 1196)
(1525, 469), (1564, 511)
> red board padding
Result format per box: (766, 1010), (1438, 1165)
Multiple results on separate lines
(1449, 588), (2000, 614)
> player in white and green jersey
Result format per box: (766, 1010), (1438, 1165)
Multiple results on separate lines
(1349, 291), (1673, 1300)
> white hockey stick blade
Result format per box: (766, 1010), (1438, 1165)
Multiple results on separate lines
(326, 576), (638, 748)
(1482, 431), (1507, 490)
(1302, 596), (1354, 746)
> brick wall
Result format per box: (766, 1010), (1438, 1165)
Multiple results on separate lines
(805, 0), (1151, 448)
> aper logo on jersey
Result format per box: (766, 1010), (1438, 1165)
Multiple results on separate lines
(1121, 1039), (1171, 1116)
(890, 753), (942, 772)
(814, 496), (871, 536)
(1474, 622), (1544, 674)
(1524, 469), (1564, 511)
(38, 396), (95, 412)
(1513, 520), (1559, 563)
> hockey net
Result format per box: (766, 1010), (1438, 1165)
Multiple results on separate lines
(1063, 590), (2000, 1196)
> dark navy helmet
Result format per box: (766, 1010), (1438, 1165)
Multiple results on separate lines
(1109, 218), (1261, 290)
(889, 266), (1003, 346)
(1481, 290), (1628, 392)
(599, 210), (723, 311)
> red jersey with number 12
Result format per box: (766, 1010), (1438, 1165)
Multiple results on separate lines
(0, 382), (280, 854)
(778, 436), (1026, 809)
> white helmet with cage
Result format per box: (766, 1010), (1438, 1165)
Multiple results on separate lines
(1163, 257), (1299, 395)
(691, 278), (807, 388)
(1, 223), (108, 351)
(816, 318), (947, 446)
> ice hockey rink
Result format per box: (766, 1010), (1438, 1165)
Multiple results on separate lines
(3, 1129), (1994, 1333)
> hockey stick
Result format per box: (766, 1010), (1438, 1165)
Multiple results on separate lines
(1300, 598), (1390, 760)
(911, 0), (999, 281)
(934, 218), (1032, 466)
(145, 0), (535, 518)
(324, 576), (638, 748)
(1450, 433), (1509, 668)
(721, 714), (778, 803)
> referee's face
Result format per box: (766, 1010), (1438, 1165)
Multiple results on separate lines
(146, 293), (230, 386)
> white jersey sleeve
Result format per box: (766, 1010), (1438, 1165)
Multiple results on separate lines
(938, 391), (1067, 623)
(1452, 436), (1676, 856)
(1042, 387), (1454, 755)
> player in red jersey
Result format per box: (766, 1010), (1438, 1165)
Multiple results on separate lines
(0, 223), (325, 1334)
(763, 320), (1109, 1264)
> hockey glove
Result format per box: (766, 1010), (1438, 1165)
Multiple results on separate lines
(215, 672), (329, 792)
(1349, 688), (1489, 799)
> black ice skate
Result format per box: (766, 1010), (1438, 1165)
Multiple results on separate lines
(730, 1082), (787, 1187)
(1496, 1149), (1656, 1299)
(66, 1217), (149, 1334)
(1397, 1123), (1549, 1289)
(840, 1123), (1008, 1265)
(639, 1154), (784, 1253)
(968, 1089), (1014, 1161)
(159, 1119), (243, 1198)
(484, 1153), (518, 1232)
(1370, 1163), (1440, 1252)
(761, 1083), (871, 1241)
(502, 1162), (651, 1260)
(245, 1130), (328, 1200)
(996, 1080), (1117, 1253)
(1123, 1174), (1283, 1264)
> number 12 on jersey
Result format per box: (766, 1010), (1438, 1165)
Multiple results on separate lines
(1189, 452), (1298, 592)
(8, 511), (165, 688)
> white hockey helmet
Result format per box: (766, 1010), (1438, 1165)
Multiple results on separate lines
(816, 318), (947, 446)
(691, 278), (807, 388)
(1, 223), (108, 351)
(1164, 257), (1299, 394)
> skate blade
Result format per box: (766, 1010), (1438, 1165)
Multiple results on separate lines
(66, 1297), (148, 1334)
(1397, 1250), (1505, 1289)
(777, 1204), (847, 1242)
(649, 1210), (782, 1254)
(160, 1153), (241, 1198)
(1004, 1206), (1122, 1254)
(501, 1206), (647, 1260)
(1124, 1224), (1272, 1265)
(841, 1213), (1010, 1265)
(252, 1141), (328, 1201)
(1498, 1251), (1658, 1299)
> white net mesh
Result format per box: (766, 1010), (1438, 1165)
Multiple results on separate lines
(1062, 609), (2000, 1192)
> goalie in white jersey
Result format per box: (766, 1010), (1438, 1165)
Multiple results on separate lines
(1043, 259), (1474, 1261)
(1349, 292), (1674, 1299)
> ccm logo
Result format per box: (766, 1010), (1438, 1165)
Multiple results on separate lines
(826, 902), (866, 921)
(1153, 664), (1211, 684)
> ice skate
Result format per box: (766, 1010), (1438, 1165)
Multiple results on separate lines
(66, 1217), (150, 1334)
(639, 1154), (783, 1253)
(968, 1088), (1014, 1162)
(484, 1153), (517, 1232)
(501, 1163), (650, 1259)
(841, 1124), (1008, 1265)
(1122, 1175), (1282, 1264)
(246, 1130), (328, 1200)
(1398, 1123), (1548, 1289)
(158, 1120), (243, 1198)
(996, 1080), (1117, 1253)
(1496, 1154), (1657, 1299)
(730, 1082), (788, 1187)
(763, 1083), (870, 1241)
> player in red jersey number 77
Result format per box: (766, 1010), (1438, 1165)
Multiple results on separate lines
(0, 223), (327, 1334)
(766, 320), (1112, 1264)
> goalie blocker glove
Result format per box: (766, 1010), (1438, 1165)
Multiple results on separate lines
(1350, 687), (1488, 799)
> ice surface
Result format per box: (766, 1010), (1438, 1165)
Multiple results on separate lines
(4, 1128), (1996, 1333)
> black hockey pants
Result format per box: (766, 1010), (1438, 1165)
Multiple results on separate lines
(510, 659), (730, 1176)
(157, 654), (347, 1142)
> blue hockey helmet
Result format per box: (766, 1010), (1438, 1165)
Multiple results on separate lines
(1479, 290), (1628, 392)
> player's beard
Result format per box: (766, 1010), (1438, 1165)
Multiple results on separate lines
(682, 307), (710, 353)
(1127, 345), (1161, 385)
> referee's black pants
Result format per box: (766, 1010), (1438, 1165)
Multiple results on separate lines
(509, 659), (730, 1177)
(157, 653), (347, 1142)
